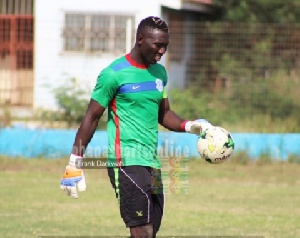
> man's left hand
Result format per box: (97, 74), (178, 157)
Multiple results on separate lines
(185, 119), (212, 135)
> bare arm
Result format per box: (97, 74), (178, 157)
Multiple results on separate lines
(71, 98), (106, 156)
(158, 98), (186, 132)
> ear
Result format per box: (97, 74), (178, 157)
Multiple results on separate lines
(137, 33), (144, 46)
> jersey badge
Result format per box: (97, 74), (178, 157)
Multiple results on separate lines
(155, 79), (164, 92)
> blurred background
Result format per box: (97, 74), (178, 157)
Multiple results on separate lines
(0, 0), (300, 160)
(1, 1), (300, 237)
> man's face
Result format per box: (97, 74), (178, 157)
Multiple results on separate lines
(138, 28), (169, 64)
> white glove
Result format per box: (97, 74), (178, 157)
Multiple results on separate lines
(60, 154), (86, 199)
(184, 119), (212, 135)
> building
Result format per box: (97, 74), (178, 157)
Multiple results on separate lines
(0, 0), (221, 116)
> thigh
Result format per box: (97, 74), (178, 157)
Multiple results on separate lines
(107, 166), (153, 227)
(151, 168), (164, 233)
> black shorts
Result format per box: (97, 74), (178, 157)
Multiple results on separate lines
(107, 166), (164, 230)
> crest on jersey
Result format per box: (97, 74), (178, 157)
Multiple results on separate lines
(155, 79), (163, 92)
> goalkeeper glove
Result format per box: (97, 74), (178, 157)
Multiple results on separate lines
(60, 154), (86, 199)
(184, 119), (212, 135)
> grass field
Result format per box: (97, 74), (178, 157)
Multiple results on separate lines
(0, 156), (299, 238)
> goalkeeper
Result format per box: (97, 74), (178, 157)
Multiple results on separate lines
(60, 16), (212, 238)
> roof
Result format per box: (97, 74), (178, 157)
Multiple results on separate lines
(183, 0), (213, 4)
(160, 0), (221, 14)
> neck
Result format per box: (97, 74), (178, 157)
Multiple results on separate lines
(127, 48), (149, 68)
(129, 48), (145, 65)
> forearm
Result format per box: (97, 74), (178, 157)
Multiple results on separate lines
(159, 109), (186, 132)
(71, 114), (100, 156)
(158, 98), (211, 134)
(160, 110), (212, 135)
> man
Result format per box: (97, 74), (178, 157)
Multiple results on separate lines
(61, 16), (212, 238)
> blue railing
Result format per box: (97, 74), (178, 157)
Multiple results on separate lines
(0, 128), (299, 159)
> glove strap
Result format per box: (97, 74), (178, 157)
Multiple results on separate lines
(180, 120), (193, 132)
(180, 120), (187, 132)
(69, 154), (83, 167)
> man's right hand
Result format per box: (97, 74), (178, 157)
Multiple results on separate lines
(60, 155), (86, 199)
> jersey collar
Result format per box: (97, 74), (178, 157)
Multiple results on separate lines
(125, 54), (150, 69)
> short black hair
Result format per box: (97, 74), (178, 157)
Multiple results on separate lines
(137, 16), (169, 35)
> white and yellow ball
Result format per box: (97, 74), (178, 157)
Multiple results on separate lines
(197, 126), (234, 164)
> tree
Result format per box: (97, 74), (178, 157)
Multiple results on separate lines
(214, 0), (300, 23)
(53, 78), (90, 128)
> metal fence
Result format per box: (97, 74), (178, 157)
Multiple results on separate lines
(167, 22), (300, 125)
(168, 22), (300, 87)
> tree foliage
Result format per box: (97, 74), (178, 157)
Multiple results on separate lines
(169, 66), (300, 132)
(214, 0), (300, 23)
(53, 78), (90, 128)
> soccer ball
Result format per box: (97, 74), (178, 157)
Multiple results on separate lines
(197, 126), (234, 164)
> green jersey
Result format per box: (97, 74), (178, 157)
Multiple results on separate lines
(91, 54), (168, 168)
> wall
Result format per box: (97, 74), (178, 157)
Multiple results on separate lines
(0, 128), (299, 160)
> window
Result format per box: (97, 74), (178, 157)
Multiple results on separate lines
(0, 16), (34, 69)
(0, 0), (34, 14)
(64, 14), (85, 51)
(63, 13), (135, 54)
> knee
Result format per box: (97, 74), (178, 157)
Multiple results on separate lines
(130, 223), (153, 238)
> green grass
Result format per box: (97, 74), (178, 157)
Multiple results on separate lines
(0, 156), (299, 238)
